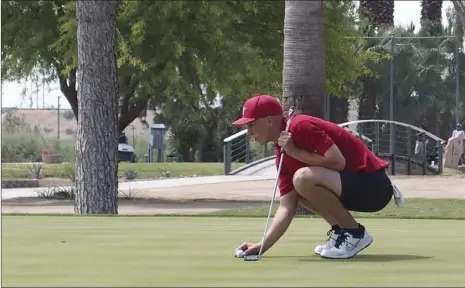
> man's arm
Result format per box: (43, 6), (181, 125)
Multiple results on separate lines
(286, 144), (346, 171)
(258, 190), (299, 254)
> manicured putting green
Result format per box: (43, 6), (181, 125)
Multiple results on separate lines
(3, 216), (464, 287)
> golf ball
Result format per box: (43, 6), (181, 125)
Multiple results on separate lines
(235, 249), (245, 258)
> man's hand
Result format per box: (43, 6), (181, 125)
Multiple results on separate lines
(236, 242), (261, 256)
(277, 131), (297, 155)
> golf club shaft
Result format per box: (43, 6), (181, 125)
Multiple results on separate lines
(256, 152), (285, 258)
(256, 108), (296, 258)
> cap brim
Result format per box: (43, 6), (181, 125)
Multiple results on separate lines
(231, 117), (256, 126)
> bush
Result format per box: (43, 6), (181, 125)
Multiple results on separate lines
(1, 134), (45, 162)
(122, 169), (138, 181)
(1, 134), (76, 163)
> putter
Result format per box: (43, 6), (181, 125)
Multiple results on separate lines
(244, 106), (297, 262)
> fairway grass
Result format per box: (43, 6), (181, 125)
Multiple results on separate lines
(3, 216), (465, 287)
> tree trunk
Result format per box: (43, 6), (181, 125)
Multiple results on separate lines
(282, 0), (325, 215)
(282, 0), (326, 119)
(452, 0), (465, 35)
(75, 0), (119, 214)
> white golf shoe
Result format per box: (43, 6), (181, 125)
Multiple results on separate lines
(314, 228), (341, 255)
(392, 184), (405, 208)
(320, 229), (373, 259)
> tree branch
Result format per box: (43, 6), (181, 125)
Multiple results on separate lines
(117, 75), (143, 133)
(118, 96), (148, 133)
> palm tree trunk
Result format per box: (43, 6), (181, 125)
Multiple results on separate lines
(282, 0), (325, 215)
(282, 0), (326, 118)
(75, 0), (119, 214)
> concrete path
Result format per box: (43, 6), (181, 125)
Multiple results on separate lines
(2, 175), (465, 215)
(1, 175), (274, 200)
(234, 159), (277, 176)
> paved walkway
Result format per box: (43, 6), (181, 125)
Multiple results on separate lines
(1, 175), (274, 200)
(2, 175), (464, 215)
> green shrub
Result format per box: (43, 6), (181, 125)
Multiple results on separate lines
(1, 134), (76, 163)
(1, 134), (45, 162)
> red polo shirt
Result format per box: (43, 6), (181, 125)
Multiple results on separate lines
(276, 115), (389, 196)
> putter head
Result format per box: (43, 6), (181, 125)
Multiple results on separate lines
(243, 255), (261, 261)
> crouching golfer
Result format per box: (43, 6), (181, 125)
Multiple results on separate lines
(232, 95), (404, 259)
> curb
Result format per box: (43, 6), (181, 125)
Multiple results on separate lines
(1, 179), (40, 189)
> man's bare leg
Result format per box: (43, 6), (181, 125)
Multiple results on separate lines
(292, 166), (373, 259)
(293, 167), (358, 229)
(298, 197), (343, 255)
(298, 197), (338, 227)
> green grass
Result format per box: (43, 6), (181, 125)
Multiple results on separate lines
(202, 198), (465, 220)
(3, 198), (464, 220)
(3, 216), (464, 287)
(1, 162), (244, 180)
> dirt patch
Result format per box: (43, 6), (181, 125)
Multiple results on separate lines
(38, 178), (71, 187)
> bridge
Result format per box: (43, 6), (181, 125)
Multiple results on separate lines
(223, 119), (446, 177)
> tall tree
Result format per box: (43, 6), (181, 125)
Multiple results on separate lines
(419, 0), (443, 134)
(282, 0), (326, 117)
(357, 0), (394, 122)
(452, 0), (465, 34)
(359, 0), (394, 28)
(421, 0), (443, 20)
(282, 0), (325, 215)
(1, 1), (282, 135)
(74, 0), (119, 214)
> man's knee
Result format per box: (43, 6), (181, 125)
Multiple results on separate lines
(293, 167), (323, 191)
(293, 166), (342, 197)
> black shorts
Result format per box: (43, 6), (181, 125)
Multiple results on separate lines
(339, 169), (393, 213)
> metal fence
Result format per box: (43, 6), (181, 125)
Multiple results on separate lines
(223, 119), (445, 176)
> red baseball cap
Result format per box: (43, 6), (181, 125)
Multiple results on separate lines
(232, 95), (283, 126)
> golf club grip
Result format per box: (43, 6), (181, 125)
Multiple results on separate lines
(280, 109), (296, 153)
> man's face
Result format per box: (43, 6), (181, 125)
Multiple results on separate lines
(246, 117), (272, 144)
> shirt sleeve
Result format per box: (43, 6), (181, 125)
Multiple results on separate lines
(292, 120), (335, 156)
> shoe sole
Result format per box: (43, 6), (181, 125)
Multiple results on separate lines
(320, 238), (373, 260)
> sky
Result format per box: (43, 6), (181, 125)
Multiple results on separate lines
(0, 1), (455, 110)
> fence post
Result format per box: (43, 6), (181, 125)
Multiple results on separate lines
(407, 127), (411, 175)
(245, 136), (250, 164)
(438, 140), (444, 174)
(456, 36), (461, 125)
(391, 123), (396, 175)
(375, 122), (380, 156)
(389, 36), (396, 156)
(422, 139), (427, 175)
(224, 142), (232, 175)
(358, 125), (364, 144)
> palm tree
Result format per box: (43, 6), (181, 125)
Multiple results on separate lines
(419, 0), (444, 135)
(281, 0), (325, 215)
(357, 0), (394, 122)
(281, 0), (325, 118)
(421, 0), (443, 25)
(359, 0), (394, 29)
